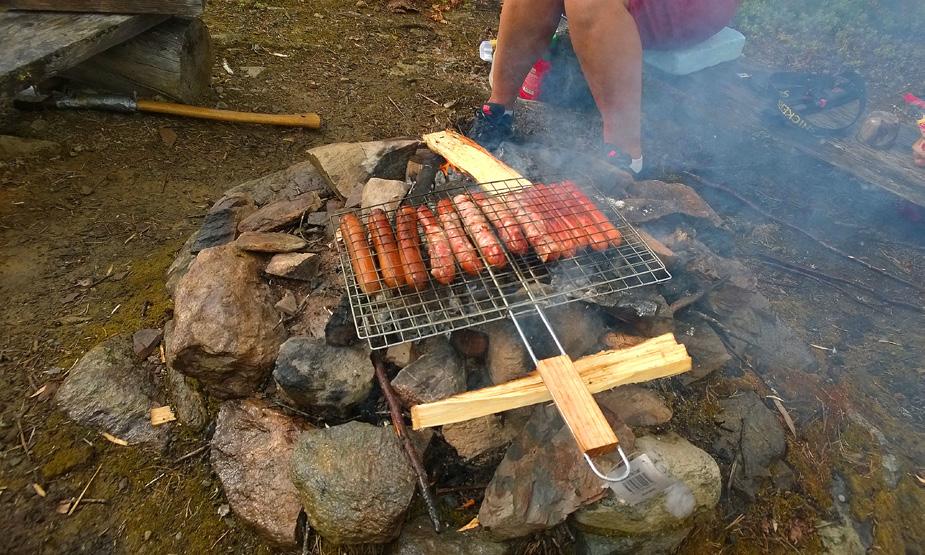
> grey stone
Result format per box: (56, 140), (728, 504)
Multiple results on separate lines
(191, 194), (256, 253)
(674, 313), (730, 381)
(546, 302), (608, 358)
(223, 160), (327, 207)
(166, 244), (286, 398)
(385, 342), (417, 368)
(388, 515), (509, 554)
(165, 365), (208, 431)
(237, 192), (322, 233)
(712, 391), (787, 496)
(361, 178), (409, 218)
(308, 139), (419, 200)
(0, 134), (60, 159)
(273, 337), (373, 413)
(478, 402), (636, 540)
(391, 337), (464, 407)
(586, 288), (673, 337)
(617, 180), (722, 227)
(442, 410), (530, 461)
(595, 386), (673, 427)
(165, 232), (197, 297)
(235, 231), (307, 253)
(265, 252), (320, 281)
(819, 520), (866, 555)
(290, 421), (416, 544)
(212, 399), (310, 548)
(55, 335), (163, 444)
(275, 290), (299, 316)
(483, 320), (532, 385)
(572, 433), (721, 554)
(132, 328), (163, 359)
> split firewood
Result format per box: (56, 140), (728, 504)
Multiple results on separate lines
(411, 333), (690, 429)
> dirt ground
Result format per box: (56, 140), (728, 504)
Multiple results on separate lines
(1, 1), (923, 554)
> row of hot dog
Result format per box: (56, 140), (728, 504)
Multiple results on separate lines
(338, 181), (623, 294)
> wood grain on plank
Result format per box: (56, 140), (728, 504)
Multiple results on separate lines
(423, 130), (530, 191)
(535, 354), (619, 456)
(2, 0), (205, 16)
(0, 11), (165, 96)
(411, 333), (691, 429)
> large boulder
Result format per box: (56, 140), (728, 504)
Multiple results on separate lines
(273, 337), (373, 413)
(572, 433), (721, 555)
(211, 399), (310, 548)
(290, 421), (417, 544)
(388, 515), (509, 555)
(712, 391), (787, 496)
(307, 139), (420, 200)
(391, 337), (465, 407)
(55, 335), (164, 444)
(166, 243), (286, 398)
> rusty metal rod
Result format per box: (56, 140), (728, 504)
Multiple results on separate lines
(370, 350), (441, 533)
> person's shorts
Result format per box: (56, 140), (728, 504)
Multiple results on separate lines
(628, 0), (740, 50)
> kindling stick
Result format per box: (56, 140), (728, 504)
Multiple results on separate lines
(370, 351), (441, 533)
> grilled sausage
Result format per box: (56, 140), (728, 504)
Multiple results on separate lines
(470, 192), (529, 255)
(436, 199), (484, 276)
(395, 206), (429, 290)
(538, 185), (606, 248)
(339, 213), (381, 295)
(452, 194), (507, 268)
(416, 205), (456, 285)
(505, 191), (560, 262)
(367, 208), (405, 289)
(561, 181), (622, 247)
(525, 186), (578, 258)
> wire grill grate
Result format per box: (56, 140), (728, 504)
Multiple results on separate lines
(332, 176), (671, 349)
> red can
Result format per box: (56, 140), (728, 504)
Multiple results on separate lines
(519, 58), (552, 100)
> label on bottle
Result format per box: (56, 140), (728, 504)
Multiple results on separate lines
(606, 454), (677, 505)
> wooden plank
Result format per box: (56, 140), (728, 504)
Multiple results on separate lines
(64, 17), (212, 103)
(0, 11), (166, 97)
(411, 333), (691, 429)
(422, 130), (530, 191)
(1, 0), (205, 16)
(647, 61), (925, 208)
(536, 354), (619, 456)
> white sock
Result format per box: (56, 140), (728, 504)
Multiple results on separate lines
(629, 156), (644, 174)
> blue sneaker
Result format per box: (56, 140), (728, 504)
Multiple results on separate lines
(466, 103), (513, 151)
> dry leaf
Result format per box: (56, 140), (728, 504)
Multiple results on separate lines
(33, 483), (47, 497)
(150, 406), (177, 426)
(28, 384), (47, 398)
(457, 516), (479, 532)
(915, 473), (925, 486)
(768, 396), (797, 438)
(102, 432), (128, 446)
(57, 499), (72, 514)
(458, 498), (475, 509)
(158, 127), (178, 148)
(387, 0), (418, 13)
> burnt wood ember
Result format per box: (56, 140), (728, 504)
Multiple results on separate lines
(324, 294), (358, 346)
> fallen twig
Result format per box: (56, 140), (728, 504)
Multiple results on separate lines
(69, 464), (103, 516)
(682, 171), (925, 296)
(370, 351), (441, 533)
(174, 444), (209, 464)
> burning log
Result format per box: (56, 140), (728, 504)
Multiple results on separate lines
(422, 130), (527, 189)
(410, 333), (690, 429)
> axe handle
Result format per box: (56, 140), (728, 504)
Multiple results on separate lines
(136, 99), (321, 128)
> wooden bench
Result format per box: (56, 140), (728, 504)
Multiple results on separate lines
(0, 11), (166, 98)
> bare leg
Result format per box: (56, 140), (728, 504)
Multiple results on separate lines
(564, 0), (643, 158)
(488, 0), (564, 109)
